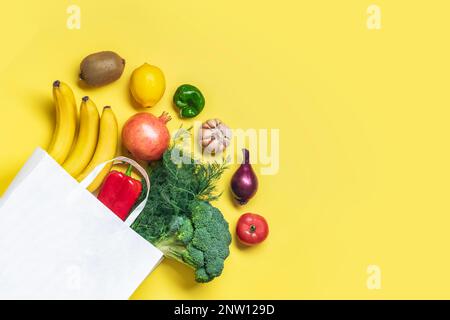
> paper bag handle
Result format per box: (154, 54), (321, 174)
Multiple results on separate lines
(79, 156), (150, 227)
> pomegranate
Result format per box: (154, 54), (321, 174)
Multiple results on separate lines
(122, 112), (171, 161)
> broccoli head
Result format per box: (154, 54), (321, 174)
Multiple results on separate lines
(152, 201), (231, 283)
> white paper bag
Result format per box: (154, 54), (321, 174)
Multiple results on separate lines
(0, 148), (163, 300)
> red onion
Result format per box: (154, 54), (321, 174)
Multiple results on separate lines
(231, 149), (258, 205)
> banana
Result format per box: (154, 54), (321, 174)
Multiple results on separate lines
(62, 96), (100, 177)
(76, 106), (118, 192)
(47, 81), (78, 164)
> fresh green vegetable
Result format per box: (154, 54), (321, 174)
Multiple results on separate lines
(173, 84), (205, 118)
(131, 141), (231, 283)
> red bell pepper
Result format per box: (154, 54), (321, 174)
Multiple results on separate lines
(97, 164), (142, 221)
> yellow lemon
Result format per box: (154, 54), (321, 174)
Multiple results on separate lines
(130, 63), (166, 107)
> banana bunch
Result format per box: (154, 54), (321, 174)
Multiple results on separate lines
(48, 81), (118, 192)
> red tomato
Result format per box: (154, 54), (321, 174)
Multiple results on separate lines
(236, 213), (269, 246)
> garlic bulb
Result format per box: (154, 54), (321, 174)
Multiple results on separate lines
(199, 119), (232, 155)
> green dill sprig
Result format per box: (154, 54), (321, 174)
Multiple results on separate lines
(131, 131), (228, 239)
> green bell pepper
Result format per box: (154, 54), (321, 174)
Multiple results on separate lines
(173, 84), (205, 118)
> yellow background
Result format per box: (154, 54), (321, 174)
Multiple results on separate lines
(0, 0), (449, 299)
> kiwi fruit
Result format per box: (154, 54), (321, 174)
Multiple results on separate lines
(80, 51), (125, 87)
